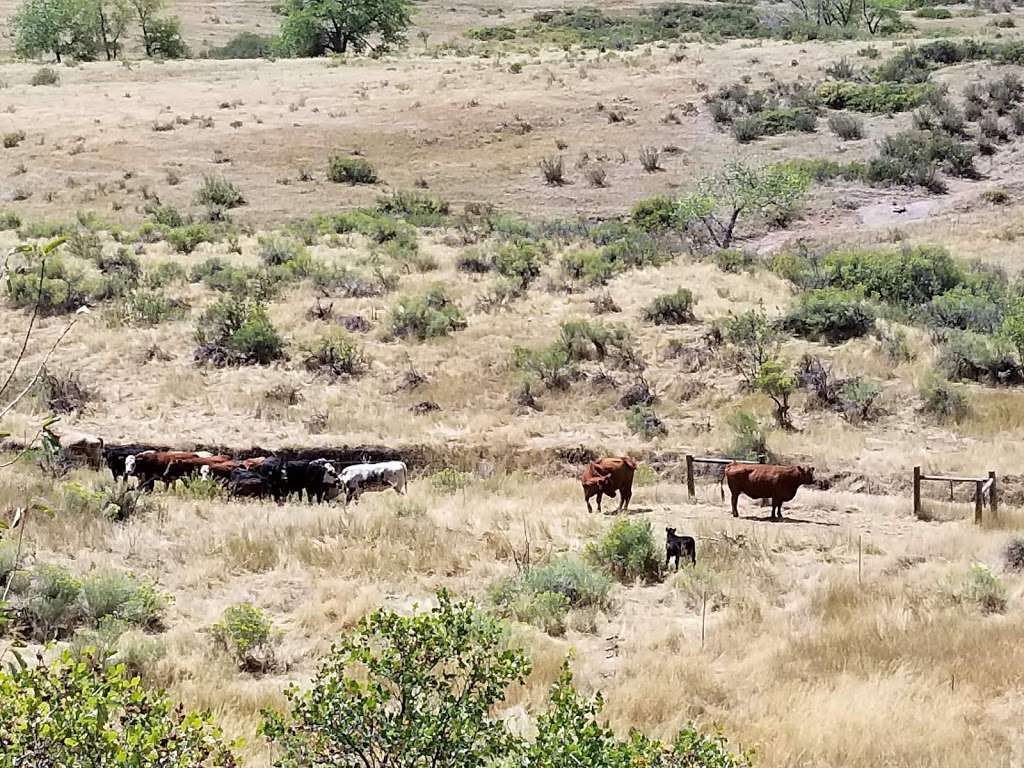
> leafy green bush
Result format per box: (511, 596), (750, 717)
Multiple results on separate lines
(24, 564), (82, 640)
(261, 592), (529, 765)
(429, 468), (472, 493)
(816, 81), (931, 113)
(936, 330), (1019, 384)
(513, 343), (577, 390)
(389, 286), (467, 340)
(630, 195), (676, 231)
(5, 252), (96, 315)
(838, 377), (882, 424)
(494, 241), (544, 289)
(194, 295), (286, 365)
(30, 66), (60, 86)
(211, 603), (276, 672)
(207, 32), (277, 59)
(327, 155), (378, 184)
(586, 518), (662, 583)
(0, 651), (234, 766)
(731, 115), (763, 143)
(919, 371), (969, 421)
(782, 288), (876, 343)
(492, 558), (611, 621)
(644, 287), (697, 326)
(0, 210), (21, 230)
(626, 405), (668, 439)
(823, 245), (962, 308)
(925, 286), (1004, 333)
(80, 570), (167, 630)
(828, 112), (865, 140)
(110, 290), (187, 327)
(303, 330), (369, 378)
(257, 234), (310, 270)
(166, 222), (214, 253)
(558, 318), (635, 366)
(867, 130), (976, 190)
(194, 175), (245, 210)
(915, 6), (952, 18)
(727, 410), (770, 461)
(960, 564), (1006, 614)
(146, 16), (189, 59)
(376, 190), (450, 227)
(722, 304), (784, 384)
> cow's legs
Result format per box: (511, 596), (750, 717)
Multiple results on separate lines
(619, 488), (631, 513)
(731, 491), (740, 517)
(584, 489), (593, 514)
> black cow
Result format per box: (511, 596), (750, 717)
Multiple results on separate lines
(104, 444), (154, 480)
(252, 457), (287, 502)
(228, 469), (271, 499)
(282, 459), (340, 504)
(665, 527), (696, 570)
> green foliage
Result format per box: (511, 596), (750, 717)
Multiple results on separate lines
(722, 304), (783, 384)
(24, 564), (81, 640)
(5, 245), (96, 316)
(782, 288), (876, 343)
(625, 405), (668, 439)
(733, 108), (817, 142)
(491, 557), (610, 635)
(816, 81), (931, 113)
(207, 31), (277, 59)
(936, 330), (1018, 384)
(276, 0), (413, 56)
(919, 371), (969, 422)
(960, 564), (1006, 614)
(257, 234), (311, 272)
(727, 410), (769, 461)
(868, 129), (977, 191)
(0, 651), (235, 766)
(389, 286), (466, 340)
(585, 518), (662, 583)
(261, 592), (529, 767)
(999, 299), (1024, 363)
(110, 289), (187, 327)
(195, 175), (245, 210)
(915, 6), (952, 18)
(80, 569), (167, 630)
(926, 286), (1005, 334)
(630, 195), (677, 232)
(376, 190), (450, 227)
(0, 210), (21, 231)
(142, 14), (188, 58)
(513, 343), (577, 390)
(13, 0), (99, 63)
(327, 154), (378, 184)
(303, 330), (369, 378)
(166, 221), (214, 253)
(828, 111), (865, 140)
(838, 377), (882, 424)
(644, 288), (696, 326)
(755, 359), (796, 428)
(195, 295), (286, 365)
(211, 602), (275, 672)
(429, 467), (472, 493)
(30, 65), (61, 85)
(823, 245), (962, 308)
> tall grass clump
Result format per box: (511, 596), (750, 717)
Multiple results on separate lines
(585, 518), (662, 583)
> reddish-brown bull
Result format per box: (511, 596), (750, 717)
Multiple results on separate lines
(163, 454), (232, 484)
(581, 456), (637, 514)
(126, 451), (219, 490)
(724, 463), (815, 521)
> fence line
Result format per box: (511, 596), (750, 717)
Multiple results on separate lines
(685, 455), (763, 499)
(913, 466), (997, 524)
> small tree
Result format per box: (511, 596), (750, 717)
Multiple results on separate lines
(93, 0), (131, 59)
(128, 0), (186, 57)
(676, 162), (810, 249)
(1000, 299), (1024, 364)
(12, 0), (99, 62)
(723, 303), (783, 385)
(755, 359), (796, 429)
(277, 0), (413, 57)
(261, 592), (530, 768)
(0, 651), (235, 766)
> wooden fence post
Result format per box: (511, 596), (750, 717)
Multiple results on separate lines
(913, 466), (921, 519)
(975, 480), (983, 525)
(989, 471), (998, 518)
(686, 455), (695, 499)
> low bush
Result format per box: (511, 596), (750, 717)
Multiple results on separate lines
(194, 175), (245, 210)
(828, 112), (865, 140)
(5, 253), (95, 315)
(491, 557), (611, 635)
(3, 130), (26, 148)
(643, 288), (696, 325)
(585, 518), (662, 583)
(823, 245), (962, 308)
(194, 295), (286, 366)
(80, 569), (167, 630)
(925, 286), (1004, 333)
(110, 290), (188, 327)
(429, 468), (472, 494)
(513, 343), (577, 390)
(30, 66), (60, 86)
(838, 377), (882, 423)
(539, 155), (566, 185)
(389, 286), (467, 340)
(211, 602), (276, 672)
(558, 318), (636, 367)
(867, 130), (976, 191)
(23, 564), (81, 640)
(327, 155), (378, 184)
(919, 371), (969, 421)
(960, 564), (1006, 614)
(166, 222), (214, 254)
(816, 82), (931, 113)
(0, 210), (21, 230)
(915, 6), (952, 18)
(727, 410), (769, 461)
(935, 330), (1019, 384)
(782, 288), (876, 343)
(494, 241), (544, 289)
(303, 330), (369, 378)
(1003, 538), (1024, 571)
(207, 32), (277, 59)
(257, 234), (310, 270)
(625, 405), (668, 439)
(376, 190), (450, 227)
(630, 196), (676, 232)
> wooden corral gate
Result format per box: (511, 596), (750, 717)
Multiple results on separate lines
(685, 455), (764, 499)
(913, 466), (997, 524)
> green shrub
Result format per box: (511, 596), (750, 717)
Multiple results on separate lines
(389, 286), (467, 340)
(560, 249), (620, 284)
(207, 32), (277, 59)
(816, 81), (931, 113)
(327, 155), (378, 184)
(715, 248), (754, 273)
(630, 195), (676, 231)
(919, 371), (969, 421)
(0, 210), (21, 230)
(960, 564), (1006, 614)
(80, 570), (167, 630)
(0, 651), (234, 766)
(722, 304), (784, 384)
(782, 288), (876, 343)
(110, 290), (187, 327)
(303, 330), (369, 378)
(915, 6), (952, 18)
(166, 222), (214, 253)
(643, 288), (696, 325)
(513, 343), (577, 390)
(838, 377), (882, 423)
(867, 130), (977, 190)
(585, 518), (662, 583)
(257, 234), (311, 274)
(211, 603), (276, 672)
(823, 245), (962, 307)
(376, 190), (450, 227)
(494, 241), (544, 289)
(17, 218), (74, 240)
(626, 405), (668, 439)
(925, 286), (1004, 333)
(727, 410), (769, 461)
(30, 66), (60, 86)
(828, 112), (865, 140)
(24, 564), (82, 640)
(5, 252), (96, 316)
(143, 261), (188, 289)
(146, 16), (189, 59)
(195, 295), (286, 365)
(936, 330), (1018, 384)
(558, 318), (635, 366)
(492, 558), (611, 620)
(194, 175), (245, 210)
(731, 115), (763, 143)
(264, 593), (529, 763)
(508, 591), (571, 636)
(145, 201), (186, 229)
(3, 130), (26, 148)
(429, 468), (472, 493)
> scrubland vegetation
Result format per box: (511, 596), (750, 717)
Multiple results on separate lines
(4, 0), (1024, 764)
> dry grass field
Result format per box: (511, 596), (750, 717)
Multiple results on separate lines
(5, 0), (1024, 765)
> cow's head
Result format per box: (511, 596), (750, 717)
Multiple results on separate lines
(199, 464), (212, 481)
(666, 527), (677, 539)
(125, 455), (137, 475)
(798, 465), (815, 484)
(322, 462), (340, 486)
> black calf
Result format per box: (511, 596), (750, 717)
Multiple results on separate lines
(665, 527), (696, 570)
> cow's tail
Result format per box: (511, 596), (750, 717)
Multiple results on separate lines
(719, 472), (725, 502)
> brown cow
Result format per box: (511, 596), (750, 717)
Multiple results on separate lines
(581, 456), (637, 514)
(126, 450), (218, 490)
(724, 463), (815, 521)
(163, 454), (232, 484)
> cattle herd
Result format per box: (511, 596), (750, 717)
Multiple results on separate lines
(100, 445), (409, 504)
(56, 434), (818, 566)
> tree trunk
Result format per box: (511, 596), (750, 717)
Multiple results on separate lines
(719, 207), (742, 249)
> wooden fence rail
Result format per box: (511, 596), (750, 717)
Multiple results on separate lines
(913, 466), (997, 524)
(685, 455), (763, 499)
